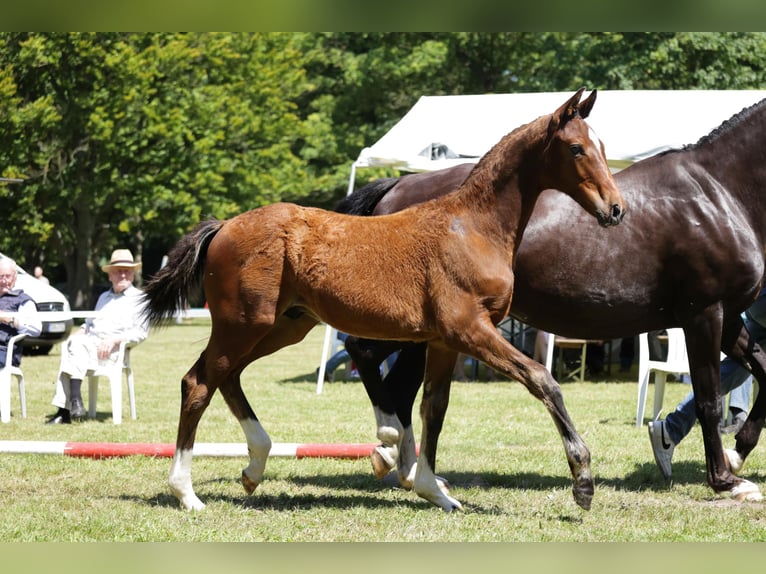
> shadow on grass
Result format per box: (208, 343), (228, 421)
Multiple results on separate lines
(129, 459), (766, 514)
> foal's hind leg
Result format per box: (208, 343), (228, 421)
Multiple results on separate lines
(218, 375), (272, 495)
(168, 353), (217, 511)
(219, 314), (319, 497)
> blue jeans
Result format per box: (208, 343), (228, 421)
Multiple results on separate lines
(325, 332), (350, 374)
(664, 287), (766, 444)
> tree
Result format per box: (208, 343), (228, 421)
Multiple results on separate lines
(3, 32), (766, 307)
(0, 32), (317, 307)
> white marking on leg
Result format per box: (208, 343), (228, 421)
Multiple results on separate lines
(730, 480), (763, 502)
(240, 417), (271, 492)
(168, 448), (205, 511)
(371, 407), (402, 476)
(413, 453), (463, 512)
(397, 425), (418, 489)
(725, 448), (744, 474)
(374, 407), (404, 446)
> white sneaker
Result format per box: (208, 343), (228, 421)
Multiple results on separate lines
(647, 419), (675, 479)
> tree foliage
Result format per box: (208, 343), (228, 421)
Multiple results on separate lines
(1, 32), (766, 306)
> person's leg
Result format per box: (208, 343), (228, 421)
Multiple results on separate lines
(325, 349), (350, 374)
(47, 334), (94, 422)
(728, 377), (752, 413)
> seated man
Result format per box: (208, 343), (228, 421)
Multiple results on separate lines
(0, 256), (42, 367)
(47, 249), (149, 424)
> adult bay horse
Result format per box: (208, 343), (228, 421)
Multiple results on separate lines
(142, 89), (625, 512)
(338, 97), (766, 503)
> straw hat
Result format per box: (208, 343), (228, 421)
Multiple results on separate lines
(101, 249), (141, 272)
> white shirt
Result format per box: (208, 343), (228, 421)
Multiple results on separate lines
(85, 285), (149, 345)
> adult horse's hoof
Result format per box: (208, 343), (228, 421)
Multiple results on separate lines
(730, 480), (763, 502)
(241, 470), (260, 494)
(371, 444), (396, 480)
(725, 448), (745, 475)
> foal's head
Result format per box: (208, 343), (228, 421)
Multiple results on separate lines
(541, 88), (625, 227)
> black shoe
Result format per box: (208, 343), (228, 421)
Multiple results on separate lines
(70, 398), (86, 420)
(46, 410), (71, 424)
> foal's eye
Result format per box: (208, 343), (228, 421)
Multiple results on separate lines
(569, 144), (584, 157)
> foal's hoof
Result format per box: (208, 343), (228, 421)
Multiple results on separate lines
(730, 480), (763, 502)
(725, 448), (745, 475)
(573, 482), (594, 511)
(241, 470), (260, 495)
(371, 445), (396, 480)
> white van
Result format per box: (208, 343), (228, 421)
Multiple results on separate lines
(1, 252), (73, 354)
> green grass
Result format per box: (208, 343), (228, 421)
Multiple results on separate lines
(1, 322), (765, 541)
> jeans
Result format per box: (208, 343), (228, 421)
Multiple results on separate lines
(664, 287), (766, 444)
(325, 332), (350, 375)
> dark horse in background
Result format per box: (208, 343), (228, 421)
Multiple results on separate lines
(142, 89), (624, 512)
(337, 96), (766, 504)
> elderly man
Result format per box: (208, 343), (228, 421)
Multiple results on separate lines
(46, 249), (149, 424)
(0, 256), (42, 368)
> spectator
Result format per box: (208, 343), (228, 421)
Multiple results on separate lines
(0, 256), (42, 368)
(34, 266), (50, 285)
(46, 249), (149, 424)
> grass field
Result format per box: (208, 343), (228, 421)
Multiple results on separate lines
(1, 321), (765, 542)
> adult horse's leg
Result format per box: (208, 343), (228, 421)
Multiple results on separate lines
(346, 336), (408, 477)
(345, 337), (428, 482)
(388, 343), (432, 489)
(718, 318), (766, 475)
(415, 318), (593, 511)
(684, 309), (762, 501)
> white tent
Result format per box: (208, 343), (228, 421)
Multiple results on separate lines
(350, 89), (766, 180)
(317, 90), (766, 393)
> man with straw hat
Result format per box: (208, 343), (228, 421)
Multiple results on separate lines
(46, 249), (149, 424)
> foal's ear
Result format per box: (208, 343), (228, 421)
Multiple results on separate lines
(577, 89), (597, 120)
(556, 87), (587, 125)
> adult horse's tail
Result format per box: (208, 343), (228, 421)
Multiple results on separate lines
(334, 177), (400, 215)
(142, 218), (224, 327)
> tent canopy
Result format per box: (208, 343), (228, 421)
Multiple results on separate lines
(353, 90), (766, 174)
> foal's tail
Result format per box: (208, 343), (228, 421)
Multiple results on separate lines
(334, 176), (400, 215)
(141, 218), (224, 327)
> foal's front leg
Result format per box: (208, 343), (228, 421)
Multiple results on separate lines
(463, 321), (593, 511)
(413, 344), (463, 510)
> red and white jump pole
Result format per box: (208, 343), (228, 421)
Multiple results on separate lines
(0, 440), (379, 459)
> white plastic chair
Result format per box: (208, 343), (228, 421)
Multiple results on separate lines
(636, 328), (690, 427)
(0, 333), (27, 423)
(87, 341), (136, 424)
